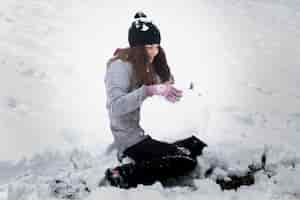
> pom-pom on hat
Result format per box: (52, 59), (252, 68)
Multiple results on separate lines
(128, 11), (161, 47)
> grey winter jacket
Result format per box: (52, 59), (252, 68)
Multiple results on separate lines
(104, 59), (149, 156)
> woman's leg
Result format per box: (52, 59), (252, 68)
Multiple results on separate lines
(104, 154), (197, 188)
(172, 135), (207, 159)
(122, 135), (183, 163)
(121, 135), (207, 163)
(103, 136), (198, 188)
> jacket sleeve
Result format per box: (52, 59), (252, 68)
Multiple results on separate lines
(104, 61), (148, 117)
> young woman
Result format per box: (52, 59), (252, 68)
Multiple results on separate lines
(102, 12), (207, 188)
(100, 11), (259, 190)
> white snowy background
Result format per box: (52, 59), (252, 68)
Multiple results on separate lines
(1, 0), (300, 199)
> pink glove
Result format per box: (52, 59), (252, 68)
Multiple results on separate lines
(145, 84), (183, 103)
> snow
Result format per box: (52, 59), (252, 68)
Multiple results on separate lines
(1, 0), (300, 199)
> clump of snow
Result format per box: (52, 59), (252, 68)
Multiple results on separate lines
(2, 143), (300, 200)
(141, 88), (210, 141)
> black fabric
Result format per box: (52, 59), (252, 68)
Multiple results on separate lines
(104, 135), (206, 188)
(172, 136), (208, 159)
(102, 135), (256, 190)
(123, 135), (182, 163)
(108, 154), (197, 189)
(128, 12), (161, 47)
(123, 135), (207, 163)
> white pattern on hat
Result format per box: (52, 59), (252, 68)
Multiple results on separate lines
(134, 18), (151, 31)
(141, 24), (149, 31)
(134, 17), (152, 23)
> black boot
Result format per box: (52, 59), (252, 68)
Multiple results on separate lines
(216, 172), (255, 190)
(103, 163), (138, 189)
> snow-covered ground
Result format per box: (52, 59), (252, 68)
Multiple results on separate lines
(1, 0), (300, 199)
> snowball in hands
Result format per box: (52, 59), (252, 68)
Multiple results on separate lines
(145, 84), (183, 103)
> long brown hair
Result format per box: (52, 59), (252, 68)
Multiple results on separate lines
(108, 46), (172, 86)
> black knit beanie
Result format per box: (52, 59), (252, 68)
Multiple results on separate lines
(128, 12), (161, 47)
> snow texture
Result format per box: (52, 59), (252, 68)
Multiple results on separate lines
(1, 0), (300, 199)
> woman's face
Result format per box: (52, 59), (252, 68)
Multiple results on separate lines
(144, 44), (159, 63)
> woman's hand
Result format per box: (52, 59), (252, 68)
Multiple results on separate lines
(145, 84), (183, 103)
